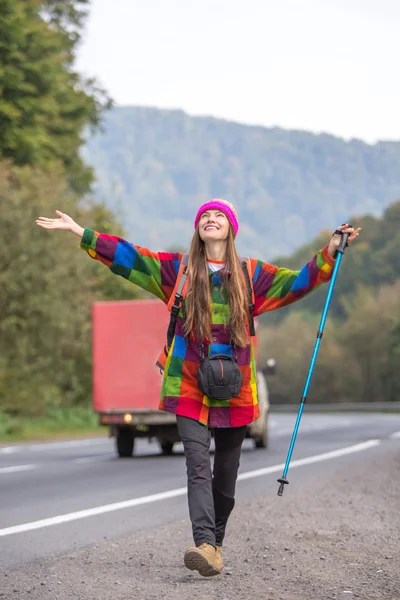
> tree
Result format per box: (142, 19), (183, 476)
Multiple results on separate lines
(0, 162), (141, 416)
(258, 279), (400, 405)
(0, 0), (110, 193)
(341, 282), (400, 403)
(388, 320), (400, 401)
(258, 313), (360, 405)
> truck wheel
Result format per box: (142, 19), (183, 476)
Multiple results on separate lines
(116, 428), (134, 457)
(159, 440), (174, 456)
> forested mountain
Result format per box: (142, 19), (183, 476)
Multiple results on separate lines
(83, 106), (400, 258)
(262, 199), (400, 324)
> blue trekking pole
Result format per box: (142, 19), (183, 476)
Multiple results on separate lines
(277, 227), (351, 497)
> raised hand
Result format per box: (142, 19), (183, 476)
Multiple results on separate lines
(35, 210), (84, 238)
(328, 223), (361, 257)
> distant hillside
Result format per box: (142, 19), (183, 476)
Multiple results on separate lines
(260, 199), (400, 324)
(82, 107), (400, 258)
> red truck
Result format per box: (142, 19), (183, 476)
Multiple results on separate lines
(92, 299), (271, 457)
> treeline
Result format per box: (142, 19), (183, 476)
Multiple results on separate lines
(0, 163), (141, 419)
(258, 202), (400, 403)
(261, 200), (400, 323)
(0, 0), (141, 425)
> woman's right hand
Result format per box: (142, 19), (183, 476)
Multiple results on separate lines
(35, 210), (84, 238)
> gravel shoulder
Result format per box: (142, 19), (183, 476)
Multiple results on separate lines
(2, 447), (399, 600)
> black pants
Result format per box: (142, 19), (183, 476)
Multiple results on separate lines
(176, 415), (246, 548)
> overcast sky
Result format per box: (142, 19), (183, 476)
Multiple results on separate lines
(75, 0), (400, 143)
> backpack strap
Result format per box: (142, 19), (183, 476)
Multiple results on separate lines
(240, 257), (256, 337)
(166, 253), (189, 349)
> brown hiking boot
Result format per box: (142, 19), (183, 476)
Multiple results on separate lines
(184, 543), (221, 577)
(215, 546), (223, 571)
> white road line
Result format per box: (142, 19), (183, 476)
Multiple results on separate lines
(390, 431), (400, 440)
(237, 439), (380, 481)
(74, 454), (115, 464)
(0, 438), (108, 455)
(0, 447), (18, 455)
(0, 439), (380, 538)
(0, 465), (36, 475)
(271, 420), (353, 438)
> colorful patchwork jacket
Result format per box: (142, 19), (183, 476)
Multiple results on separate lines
(80, 229), (336, 427)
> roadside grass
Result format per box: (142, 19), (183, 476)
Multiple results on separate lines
(0, 406), (106, 443)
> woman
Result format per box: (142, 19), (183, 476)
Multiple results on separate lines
(36, 199), (360, 577)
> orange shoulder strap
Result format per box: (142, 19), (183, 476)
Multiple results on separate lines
(157, 254), (189, 374)
(167, 253), (189, 313)
(240, 257), (255, 336)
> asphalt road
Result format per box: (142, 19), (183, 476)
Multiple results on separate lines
(1, 412), (399, 574)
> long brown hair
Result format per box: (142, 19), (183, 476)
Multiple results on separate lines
(183, 227), (250, 347)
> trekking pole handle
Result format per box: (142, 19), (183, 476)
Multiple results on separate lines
(335, 223), (352, 255)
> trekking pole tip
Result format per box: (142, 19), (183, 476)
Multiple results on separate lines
(277, 477), (289, 497)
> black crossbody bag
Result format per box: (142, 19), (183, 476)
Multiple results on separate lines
(197, 345), (243, 401)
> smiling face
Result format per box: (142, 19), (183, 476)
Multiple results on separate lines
(198, 209), (230, 242)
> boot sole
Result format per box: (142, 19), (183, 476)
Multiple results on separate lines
(184, 549), (221, 577)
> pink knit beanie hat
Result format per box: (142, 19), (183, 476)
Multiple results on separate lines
(194, 199), (239, 237)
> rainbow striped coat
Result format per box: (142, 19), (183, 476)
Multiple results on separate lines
(81, 228), (335, 427)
